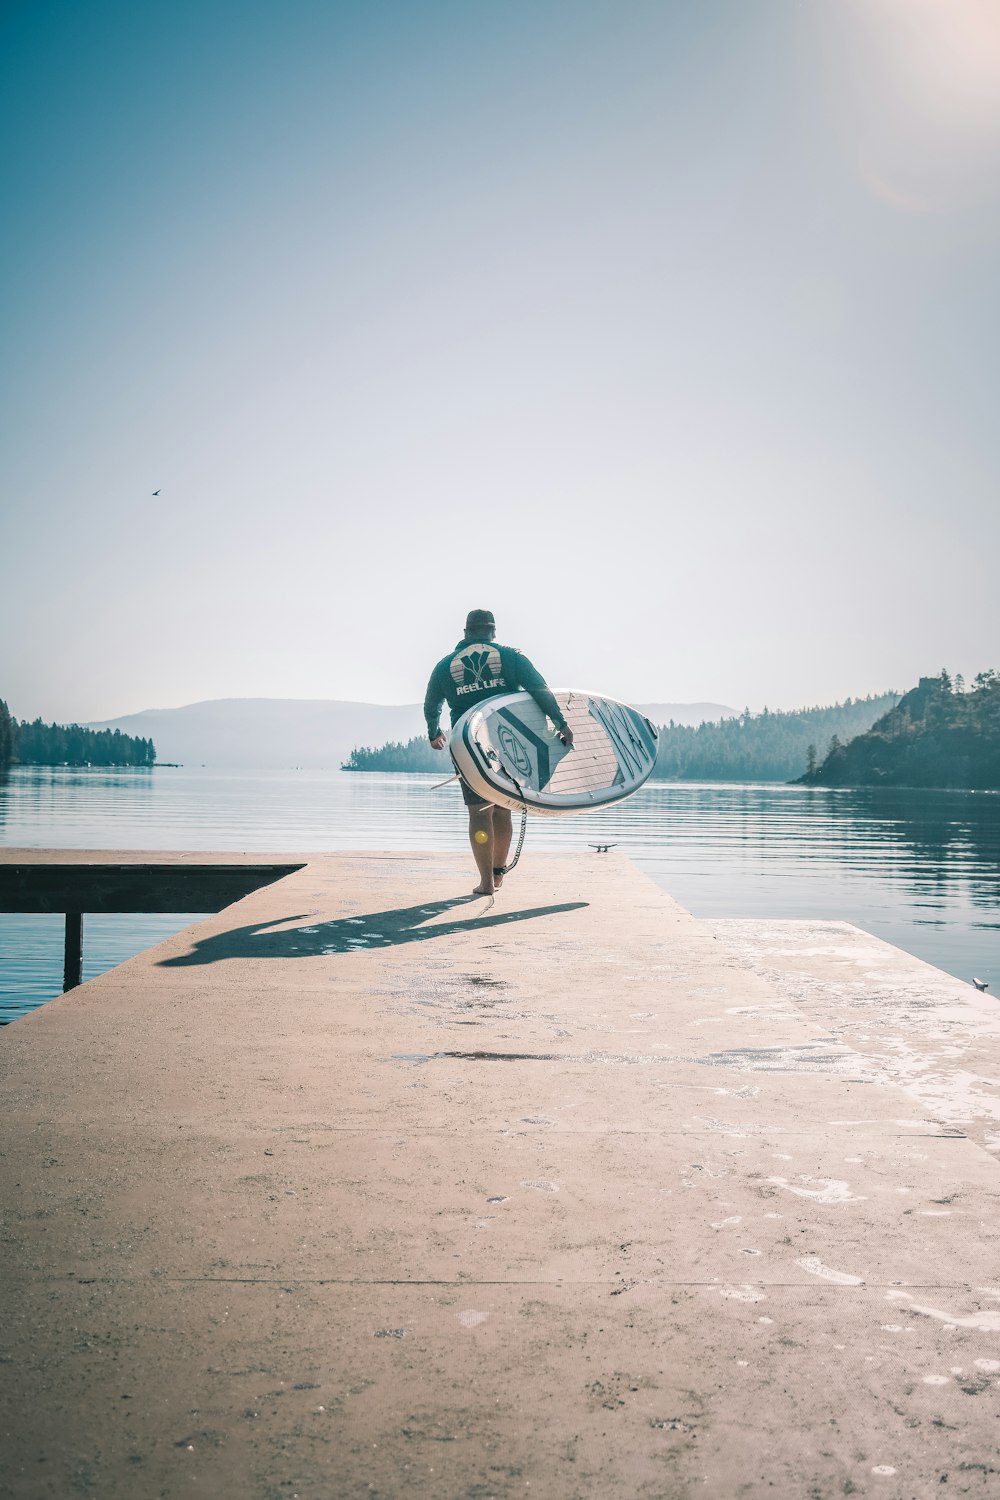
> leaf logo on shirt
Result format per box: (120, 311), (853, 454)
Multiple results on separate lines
(461, 651), (493, 687)
(449, 644), (504, 694)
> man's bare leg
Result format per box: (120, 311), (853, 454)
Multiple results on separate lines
(469, 806), (495, 894)
(492, 807), (513, 886)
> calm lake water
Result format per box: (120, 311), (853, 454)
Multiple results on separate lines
(1, 765), (997, 1023)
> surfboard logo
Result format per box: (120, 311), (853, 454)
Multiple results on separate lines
(451, 645), (505, 697)
(588, 698), (656, 778)
(497, 722), (533, 778)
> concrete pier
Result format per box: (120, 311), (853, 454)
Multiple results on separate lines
(2, 850), (1000, 1499)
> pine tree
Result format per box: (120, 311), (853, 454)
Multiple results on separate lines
(0, 699), (13, 766)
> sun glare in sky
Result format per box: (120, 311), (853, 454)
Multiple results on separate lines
(835, 0), (1000, 213)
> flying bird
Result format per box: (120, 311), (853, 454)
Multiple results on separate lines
(589, 843), (618, 853)
(152, 489), (160, 496)
(973, 978), (989, 992)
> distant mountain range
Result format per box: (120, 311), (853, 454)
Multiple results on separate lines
(87, 697), (735, 768)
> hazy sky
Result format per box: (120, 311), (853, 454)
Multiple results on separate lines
(3, 0), (999, 722)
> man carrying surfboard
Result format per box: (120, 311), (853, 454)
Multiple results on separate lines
(425, 609), (574, 896)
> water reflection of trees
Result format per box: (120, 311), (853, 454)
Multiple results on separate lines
(822, 786), (1000, 912)
(651, 783), (1000, 916)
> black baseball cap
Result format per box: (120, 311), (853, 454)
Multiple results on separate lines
(465, 608), (495, 633)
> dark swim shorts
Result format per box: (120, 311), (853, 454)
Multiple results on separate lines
(459, 775), (491, 809)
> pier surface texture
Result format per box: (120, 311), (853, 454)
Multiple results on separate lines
(3, 850), (1000, 1500)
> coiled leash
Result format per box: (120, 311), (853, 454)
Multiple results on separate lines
(495, 803), (528, 881)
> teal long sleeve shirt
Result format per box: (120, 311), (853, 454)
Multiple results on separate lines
(424, 637), (568, 740)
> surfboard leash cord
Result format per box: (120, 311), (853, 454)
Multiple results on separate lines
(497, 803), (528, 879)
(493, 760), (528, 878)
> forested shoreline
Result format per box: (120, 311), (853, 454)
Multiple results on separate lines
(650, 693), (898, 781)
(342, 693), (900, 782)
(799, 671), (1000, 789)
(0, 700), (156, 768)
(7, 673), (993, 785)
(344, 737), (444, 774)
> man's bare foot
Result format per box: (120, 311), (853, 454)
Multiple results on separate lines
(472, 882), (494, 896)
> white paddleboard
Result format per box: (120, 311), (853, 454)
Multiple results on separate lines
(449, 690), (659, 816)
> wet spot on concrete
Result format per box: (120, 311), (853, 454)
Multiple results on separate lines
(452, 1050), (561, 1062)
(695, 1116), (748, 1136)
(796, 1257), (863, 1286)
(887, 1290), (1000, 1332)
(486, 1195), (510, 1204)
(769, 1176), (866, 1204)
(698, 1045), (863, 1075)
(374, 1328), (406, 1339)
(393, 1046), (872, 1072)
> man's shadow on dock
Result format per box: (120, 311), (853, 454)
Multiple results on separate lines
(159, 895), (589, 967)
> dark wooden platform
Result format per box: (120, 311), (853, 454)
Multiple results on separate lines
(0, 861), (302, 913)
(0, 853), (303, 989)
